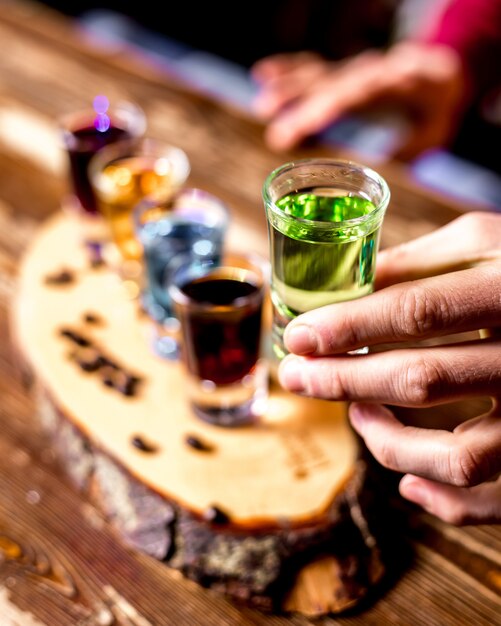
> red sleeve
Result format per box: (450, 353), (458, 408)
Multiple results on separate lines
(418, 0), (501, 101)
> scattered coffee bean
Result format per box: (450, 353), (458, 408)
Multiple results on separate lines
(83, 312), (102, 325)
(113, 371), (140, 397)
(100, 365), (117, 388)
(131, 435), (159, 453)
(58, 326), (144, 398)
(44, 269), (75, 286)
(203, 505), (230, 525)
(295, 469), (308, 479)
(185, 434), (214, 452)
(112, 370), (128, 390)
(120, 375), (141, 397)
(66, 349), (78, 361)
(76, 348), (103, 372)
(98, 359), (142, 397)
(99, 356), (119, 370)
(59, 328), (91, 347)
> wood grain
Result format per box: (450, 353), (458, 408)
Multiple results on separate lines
(0, 0), (500, 624)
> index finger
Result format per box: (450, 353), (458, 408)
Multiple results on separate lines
(284, 263), (501, 356)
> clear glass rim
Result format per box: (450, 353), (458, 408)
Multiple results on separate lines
(133, 187), (231, 236)
(262, 157), (390, 228)
(88, 137), (191, 189)
(169, 251), (267, 312)
(58, 99), (147, 148)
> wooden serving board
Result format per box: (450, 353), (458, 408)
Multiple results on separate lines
(10, 211), (387, 615)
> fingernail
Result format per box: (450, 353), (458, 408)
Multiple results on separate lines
(285, 324), (317, 355)
(278, 357), (305, 392)
(400, 476), (430, 509)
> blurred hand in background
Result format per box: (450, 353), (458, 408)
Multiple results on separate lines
(251, 0), (501, 171)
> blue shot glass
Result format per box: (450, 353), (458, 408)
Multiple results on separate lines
(134, 188), (230, 359)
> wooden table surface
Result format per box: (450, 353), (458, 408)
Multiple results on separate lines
(0, 1), (500, 624)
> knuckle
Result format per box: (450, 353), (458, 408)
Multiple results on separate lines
(375, 437), (399, 471)
(327, 315), (358, 352)
(478, 263), (501, 290)
(398, 286), (449, 338)
(451, 211), (501, 256)
(307, 361), (345, 399)
(453, 211), (491, 243)
(447, 443), (484, 487)
(439, 504), (469, 526)
(403, 356), (445, 405)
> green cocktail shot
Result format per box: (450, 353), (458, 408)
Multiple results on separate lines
(263, 159), (390, 362)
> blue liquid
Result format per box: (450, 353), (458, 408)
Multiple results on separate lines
(141, 217), (224, 321)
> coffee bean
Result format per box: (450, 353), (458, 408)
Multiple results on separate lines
(58, 326), (144, 398)
(131, 435), (158, 453)
(114, 372), (141, 397)
(185, 435), (214, 452)
(83, 312), (102, 325)
(122, 375), (141, 397)
(76, 348), (102, 372)
(99, 356), (119, 370)
(59, 328), (91, 347)
(203, 505), (230, 525)
(100, 365), (117, 388)
(44, 269), (75, 286)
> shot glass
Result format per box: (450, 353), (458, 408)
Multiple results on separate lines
(134, 188), (230, 359)
(169, 251), (269, 427)
(262, 158), (390, 363)
(58, 97), (146, 250)
(89, 137), (191, 283)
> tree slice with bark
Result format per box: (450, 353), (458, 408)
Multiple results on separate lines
(10, 211), (389, 615)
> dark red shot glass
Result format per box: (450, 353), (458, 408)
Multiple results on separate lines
(59, 99), (146, 216)
(170, 252), (269, 427)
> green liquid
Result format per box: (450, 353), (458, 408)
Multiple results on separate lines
(268, 188), (381, 359)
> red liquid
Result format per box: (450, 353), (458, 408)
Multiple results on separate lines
(180, 277), (263, 385)
(66, 123), (133, 214)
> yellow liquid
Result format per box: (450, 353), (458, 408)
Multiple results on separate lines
(95, 155), (180, 261)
